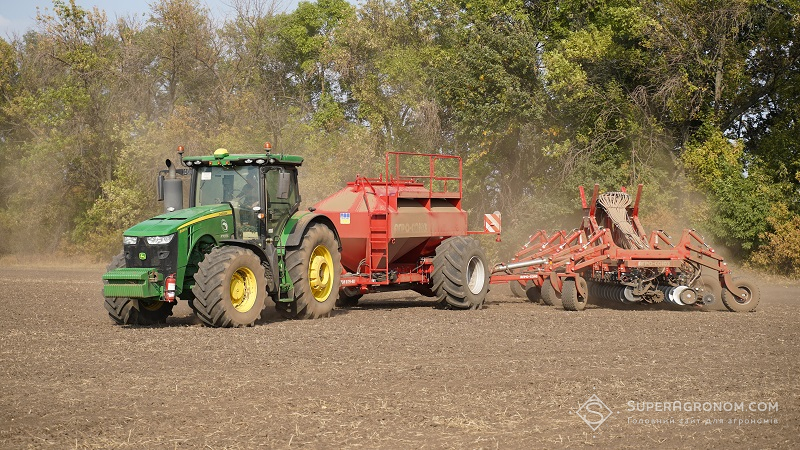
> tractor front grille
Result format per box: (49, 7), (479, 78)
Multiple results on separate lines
(124, 235), (178, 276)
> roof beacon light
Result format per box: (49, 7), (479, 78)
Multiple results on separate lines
(264, 142), (272, 153)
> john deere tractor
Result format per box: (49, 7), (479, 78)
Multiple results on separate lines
(102, 145), (341, 327)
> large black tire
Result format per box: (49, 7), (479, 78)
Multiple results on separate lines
(561, 278), (588, 311)
(104, 253), (174, 325)
(192, 246), (267, 327)
(432, 236), (490, 310)
(281, 223), (341, 319)
(541, 277), (563, 308)
(525, 281), (542, 303)
(721, 276), (760, 312)
(336, 287), (362, 307)
(509, 280), (526, 298)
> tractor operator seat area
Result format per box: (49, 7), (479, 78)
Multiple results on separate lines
(195, 165), (262, 240)
(194, 164), (300, 242)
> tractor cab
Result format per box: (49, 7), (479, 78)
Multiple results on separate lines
(184, 147), (302, 245)
(191, 161), (299, 243)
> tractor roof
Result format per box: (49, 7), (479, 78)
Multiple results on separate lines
(182, 148), (303, 167)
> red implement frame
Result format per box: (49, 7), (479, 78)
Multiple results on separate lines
(491, 184), (737, 301)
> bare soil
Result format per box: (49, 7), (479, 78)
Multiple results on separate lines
(0, 265), (797, 448)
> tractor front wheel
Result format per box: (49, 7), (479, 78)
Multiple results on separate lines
(105, 297), (174, 325)
(192, 246), (267, 327)
(104, 253), (174, 325)
(281, 223), (341, 319)
(432, 236), (490, 310)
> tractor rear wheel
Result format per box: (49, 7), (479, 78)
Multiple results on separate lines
(281, 223), (341, 319)
(541, 278), (563, 308)
(509, 280), (526, 298)
(721, 277), (760, 312)
(104, 253), (174, 325)
(561, 278), (588, 311)
(432, 236), (490, 310)
(192, 246), (267, 327)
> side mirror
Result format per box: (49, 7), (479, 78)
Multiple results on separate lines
(278, 172), (291, 199)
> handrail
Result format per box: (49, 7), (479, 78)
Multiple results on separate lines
(384, 151), (463, 198)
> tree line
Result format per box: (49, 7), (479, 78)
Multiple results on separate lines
(0, 0), (797, 275)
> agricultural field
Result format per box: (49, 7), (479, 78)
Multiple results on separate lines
(0, 264), (797, 448)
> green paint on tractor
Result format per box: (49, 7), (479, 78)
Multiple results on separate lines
(101, 145), (342, 327)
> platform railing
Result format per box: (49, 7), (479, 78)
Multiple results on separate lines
(383, 151), (462, 198)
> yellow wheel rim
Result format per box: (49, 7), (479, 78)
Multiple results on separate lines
(230, 266), (257, 312)
(309, 245), (334, 302)
(141, 300), (163, 311)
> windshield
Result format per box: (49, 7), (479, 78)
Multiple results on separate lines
(195, 165), (260, 207)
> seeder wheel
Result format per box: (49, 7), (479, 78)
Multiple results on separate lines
(541, 278), (562, 308)
(432, 236), (490, 310)
(694, 274), (723, 310)
(509, 280), (526, 298)
(525, 281), (542, 303)
(562, 277), (589, 311)
(721, 277), (760, 313)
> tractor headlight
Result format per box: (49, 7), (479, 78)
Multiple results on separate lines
(123, 236), (137, 245)
(146, 235), (174, 245)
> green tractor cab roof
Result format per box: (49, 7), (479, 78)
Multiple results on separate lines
(181, 148), (303, 167)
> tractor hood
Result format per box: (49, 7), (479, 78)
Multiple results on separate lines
(124, 204), (233, 237)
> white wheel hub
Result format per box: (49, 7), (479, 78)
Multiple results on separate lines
(466, 256), (486, 295)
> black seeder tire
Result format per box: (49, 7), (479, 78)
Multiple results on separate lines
(104, 253), (174, 325)
(192, 246), (267, 327)
(280, 223), (341, 319)
(695, 273), (724, 311)
(509, 280), (526, 298)
(432, 236), (490, 310)
(541, 277), (563, 308)
(561, 277), (589, 311)
(721, 276), (761, 313)
(525, 281), (542, 303)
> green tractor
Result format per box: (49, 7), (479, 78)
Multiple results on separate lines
(102, 145), (341, 327)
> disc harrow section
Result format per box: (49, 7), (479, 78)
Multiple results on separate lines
(491, 184), (759, 313)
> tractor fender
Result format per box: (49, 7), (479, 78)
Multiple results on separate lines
(219, 239), (279, 293)
(282, 213), (341, 250)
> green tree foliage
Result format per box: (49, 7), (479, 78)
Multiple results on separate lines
(0, 0), (797, 276)
(750, 204), (800, 277)
(682, 124), (775, 253)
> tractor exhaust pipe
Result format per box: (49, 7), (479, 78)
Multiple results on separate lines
(492, 258), (548, 273)
(161, 159), (184, 213)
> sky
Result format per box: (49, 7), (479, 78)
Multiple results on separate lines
(0, 0), (302, 38)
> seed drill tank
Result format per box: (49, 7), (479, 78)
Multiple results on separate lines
(312, 152), (495, 309)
